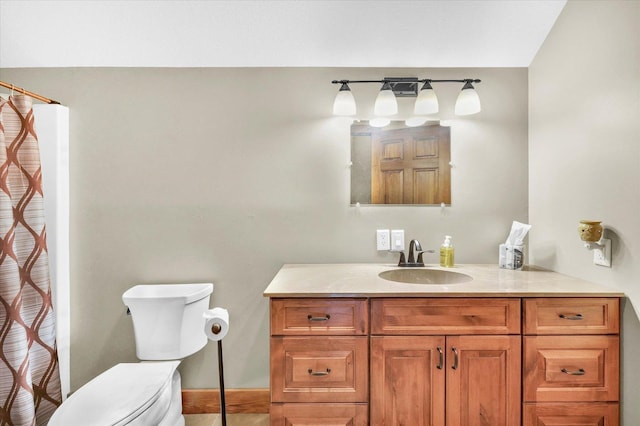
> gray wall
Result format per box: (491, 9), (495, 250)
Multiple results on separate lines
(0, 67), (528, 391)
(529, 1), (640, 424)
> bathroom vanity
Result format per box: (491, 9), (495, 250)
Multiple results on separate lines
(263, 264), (623, 426)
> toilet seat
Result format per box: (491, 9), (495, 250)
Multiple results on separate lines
(49, 360), (180, 426)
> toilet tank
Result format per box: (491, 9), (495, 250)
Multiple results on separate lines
(122, 283), (214, 360)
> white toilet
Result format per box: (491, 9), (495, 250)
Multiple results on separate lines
(49, 282), (214, 426)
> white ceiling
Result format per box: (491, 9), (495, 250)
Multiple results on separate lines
(0, 0), (566, 68)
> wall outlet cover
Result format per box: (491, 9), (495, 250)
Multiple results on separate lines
(593, 238), (612, 267)
(376, 229), (390, 251)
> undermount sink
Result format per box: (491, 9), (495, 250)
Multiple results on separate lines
(379, 268), (473, 285)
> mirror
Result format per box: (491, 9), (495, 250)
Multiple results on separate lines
(351, 121), (451, 205)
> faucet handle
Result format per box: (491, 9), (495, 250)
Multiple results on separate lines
(416, 249), (435, 265)
(397, 252), (406, 267)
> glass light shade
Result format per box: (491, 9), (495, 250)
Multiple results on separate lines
(369, 117), (391, 128)
(373, 82), (398, 116)
(414, 82), (439, 115)
(454, 82), (481, 116)
(405, 116), (428, 127)
(332, 83), (356, 116)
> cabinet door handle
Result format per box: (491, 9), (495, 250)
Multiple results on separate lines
(561, 368), (585, 375)
(308, 368), (331, 376)
(307, 314), (330, 322)
(451, 347), (459, 370)
(559, 313), (583, 320)
(436, 347), (443, 370)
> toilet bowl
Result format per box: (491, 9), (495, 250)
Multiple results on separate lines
(49, 283), (213, 426)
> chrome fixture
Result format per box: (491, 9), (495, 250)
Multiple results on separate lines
(397, 239), (434, 267)
(331, 77), (482, 121)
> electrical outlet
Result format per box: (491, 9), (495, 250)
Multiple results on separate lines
(390, 229), (405, 252)
(593, 238), (612, 267)
(376, 229), (390, 251)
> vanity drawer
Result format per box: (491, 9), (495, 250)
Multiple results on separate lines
(524, 335), (619, 402)
(270, 403), (368, 425)
(523, 403), (619, 426)
(371, 298), (521, 335)
(271, 336), (369, 403)
(524, 298), (619, 335)
(271, 298), (368, 336)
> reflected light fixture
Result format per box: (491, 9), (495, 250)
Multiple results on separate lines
(454, 81), (481, 116)
(369, 117), (391, 128)
(331, 77), (482, 125)
(332, 82), (356, 116)
(405, 116), (429, 127)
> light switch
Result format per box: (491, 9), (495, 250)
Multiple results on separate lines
(390, 229), (405, 252)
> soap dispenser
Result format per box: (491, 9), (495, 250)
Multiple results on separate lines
(440, 236), (454, 267)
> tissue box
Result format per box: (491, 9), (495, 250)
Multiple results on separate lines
(499, 244), (524, 270)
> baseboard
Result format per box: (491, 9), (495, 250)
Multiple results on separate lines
(182, 388), (270, 414)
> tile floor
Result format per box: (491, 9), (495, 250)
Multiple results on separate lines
(184, 413), (269, 426)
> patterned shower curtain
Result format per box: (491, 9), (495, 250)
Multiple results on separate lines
(0, 95), (61, 425)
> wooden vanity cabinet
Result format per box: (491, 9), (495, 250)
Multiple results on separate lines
(269, 296), (621, 426)
(523, 298), (620, 426)
(270, 298), (369, 425)
(370, 298), (522, 426)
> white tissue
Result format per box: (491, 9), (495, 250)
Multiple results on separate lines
(505, 221), (531, 246)
(499, 221), (531, 270)
(203, 307), (229, 341)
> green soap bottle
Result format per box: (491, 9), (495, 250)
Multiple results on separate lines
(440, 235), (454, 267)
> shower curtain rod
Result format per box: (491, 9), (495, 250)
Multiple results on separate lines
(0, 80), (60, 105)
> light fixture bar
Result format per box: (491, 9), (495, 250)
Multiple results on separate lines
(331, 78), (481, 86)
(331, 77), (482, 119)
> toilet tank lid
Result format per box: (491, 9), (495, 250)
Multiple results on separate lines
(123, 283), (213, 305)
(49, 361), (179, 426)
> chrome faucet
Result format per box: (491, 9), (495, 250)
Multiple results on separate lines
(398, 239), (433, 267)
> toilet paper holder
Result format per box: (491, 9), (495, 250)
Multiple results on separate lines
(204, 308), (230, 426)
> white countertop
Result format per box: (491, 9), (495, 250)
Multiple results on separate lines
(263, 263), (624, 298)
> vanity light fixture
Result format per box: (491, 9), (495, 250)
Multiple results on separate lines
(332, 82), (356, 116)
(414, 81), (439, 115)
(454, 81), (482, 115)
(331, 77), (482, 122)
(373, 81), (398, 116)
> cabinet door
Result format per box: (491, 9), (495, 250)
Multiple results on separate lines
(446, 335), (521, 426)
(370, 336), (446, 426)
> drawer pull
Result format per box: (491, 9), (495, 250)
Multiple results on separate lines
(559, 313), (583, 320)
(561, 368), (585, 376)
(436, 346), (443, 370)
(308, 368), (331, 376)
(307, 314), (331, 322)
(451, 347), (459, 370)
